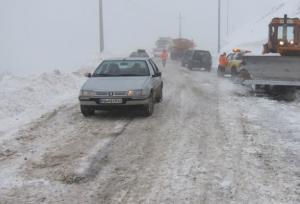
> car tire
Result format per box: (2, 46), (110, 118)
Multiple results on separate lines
(156, 85), (163, 103)
(231, 66), (238, 77)
(80, 105), (95, 117)
(144, 93), (154, 117)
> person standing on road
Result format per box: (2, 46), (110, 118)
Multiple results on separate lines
(160, 49), (169, 67)
(218, 52), (228, 77)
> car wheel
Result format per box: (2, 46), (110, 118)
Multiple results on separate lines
(144, 93), (154, 117)
(231, 66), (238, 77)
(80, 105), (95, 117)
(156, 86), (163, 103)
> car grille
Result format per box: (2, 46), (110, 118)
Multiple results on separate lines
(96, 91), (128, 97)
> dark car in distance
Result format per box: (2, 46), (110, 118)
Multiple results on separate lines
(129, 49), (150, 58)
(181, 50), (212, 71)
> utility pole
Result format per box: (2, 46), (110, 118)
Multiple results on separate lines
(99, 0), (104, 53)
(218, 0), (221, 53)
(227, 0), (229, 37)
(179, 13), (182, 38)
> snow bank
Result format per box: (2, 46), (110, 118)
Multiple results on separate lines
(0, 51), (121, 140)
(0, 71), (85, 140)
(223, 0), (300, 53)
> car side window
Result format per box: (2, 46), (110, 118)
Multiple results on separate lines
(149, 59), (160, 74)
(147, 60), (157, 75)
(193, 52), (201, 60)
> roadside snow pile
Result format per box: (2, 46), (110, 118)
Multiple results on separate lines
(223, 0), (300, 53)
(0, 71), (85, 139)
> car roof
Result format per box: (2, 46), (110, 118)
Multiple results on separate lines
(103, 57), (151, 61)
(193, 50), (211, 53)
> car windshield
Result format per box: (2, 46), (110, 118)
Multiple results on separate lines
(93, 60), (150, 77)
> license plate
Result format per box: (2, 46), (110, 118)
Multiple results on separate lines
(99, 98), (123, 104)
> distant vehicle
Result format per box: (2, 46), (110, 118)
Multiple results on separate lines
(181, 50), (212, 71)
(225, 49), (250, 76)
(129, 49), (150, 58)
(155, 37), (173, 50)
(153, 37), (173, 57)
(170, 38), (195, 60)
(79, 58), (163, 117)
(153, 48), (164, 58)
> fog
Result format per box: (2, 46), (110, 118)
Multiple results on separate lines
(0, 0), (283, 74)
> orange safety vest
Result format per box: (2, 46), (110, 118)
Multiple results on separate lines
(219, 55), (228, 66)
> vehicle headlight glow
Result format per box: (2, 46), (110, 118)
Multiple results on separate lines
(128, 89), (147, 98)
(279, 41), (284, 46)
(81, 90), (96, 96)
(290, 40), (294, 45)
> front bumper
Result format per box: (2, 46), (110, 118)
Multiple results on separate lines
(79, 96), (150, 107)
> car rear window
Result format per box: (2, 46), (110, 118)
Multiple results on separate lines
(195, 51), (211, 58)
(93, 60), (150, 77)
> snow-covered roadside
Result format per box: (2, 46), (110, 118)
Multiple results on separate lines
(0, 52), (113, 141)
(218, 79), (300, 203)
(0, 71), (86, 141)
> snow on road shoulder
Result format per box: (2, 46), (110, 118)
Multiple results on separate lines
(0, 71), (85, 141)
(218, 78), (300, 203)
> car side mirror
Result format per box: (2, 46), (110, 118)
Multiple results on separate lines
(153, 72), (162, 77)
(84, 73), (92, 78)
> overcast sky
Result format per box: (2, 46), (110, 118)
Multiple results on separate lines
(0, 0), (283, 74)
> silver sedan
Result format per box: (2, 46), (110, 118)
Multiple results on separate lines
(79, 58), (163, 116)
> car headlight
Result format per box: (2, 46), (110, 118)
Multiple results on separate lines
(81, 90), (96, 96)
(279, 41), (284, 46)
(128, 89), (148, 98)
(290, 40), (294, 45)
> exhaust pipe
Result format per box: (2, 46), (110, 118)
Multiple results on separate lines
(283, 14), (288, 42)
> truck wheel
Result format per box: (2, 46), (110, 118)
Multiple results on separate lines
(144, 93), (154, 116)
(80, 105), (95, 117)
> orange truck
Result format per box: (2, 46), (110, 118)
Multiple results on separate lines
(170, 38), (195, 60)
